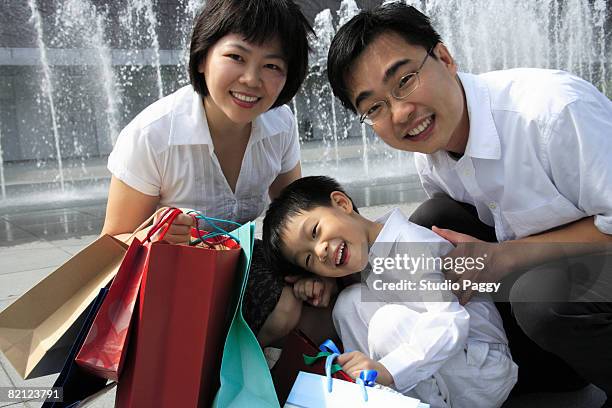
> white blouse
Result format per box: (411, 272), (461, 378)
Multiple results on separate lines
(108, 85), (300, 228)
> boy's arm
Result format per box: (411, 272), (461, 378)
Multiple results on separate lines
(373, 300), (470, 394)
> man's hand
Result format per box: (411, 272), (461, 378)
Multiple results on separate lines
(336, 351), (393, 387)
(432, 226), (513, 305)
(285, 275), (337, 307)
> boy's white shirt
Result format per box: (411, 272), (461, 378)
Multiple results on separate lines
(365, 208), (508, 393)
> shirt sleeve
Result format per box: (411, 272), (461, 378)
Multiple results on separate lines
(107, 123), (162, 197)
(280, 106), (301, 174)
(545, 95), (612, 235)
(414, 153), (445, 198)
(377, 298), (470, 393)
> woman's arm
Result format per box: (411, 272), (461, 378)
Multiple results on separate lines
(101, 176), (159, 236)
(268, 162), (301, 200)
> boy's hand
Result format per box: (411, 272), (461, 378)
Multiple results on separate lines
(285, 275), (337, 307)
(336, 351), (394, 387)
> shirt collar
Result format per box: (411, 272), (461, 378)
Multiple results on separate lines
(168, 86), (289, 146)
(458, 72), (501, 160)
(368, 208), (409, 261)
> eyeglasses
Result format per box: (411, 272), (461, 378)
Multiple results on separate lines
(358, 47), (434, 126)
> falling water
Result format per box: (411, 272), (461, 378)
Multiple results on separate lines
(312, 10), (339, 166)
(361, 124), (370, 177)
(594, 0), (608, 95)
(94, 9), (121, 144)
(125, 0), (164, 99)
(0, 125), (6, 199)
(338, 0), (361, 25)
(28, 0), (65, 192)
(338, 0), (366, 174)
(420, 0), (609, 79)
(292, 99), (300, 140)
(177, 0), (206, 82)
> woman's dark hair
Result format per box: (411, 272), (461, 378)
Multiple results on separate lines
(262, 176), (358, 276)
(328, 3), (442, 113)
(188, 0), (313, 109)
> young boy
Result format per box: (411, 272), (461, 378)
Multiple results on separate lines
(263, 176), (517, 408)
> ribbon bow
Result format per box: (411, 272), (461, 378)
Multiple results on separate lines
(356, 370), (378, 402)
(302, 339), (344, 375)
(306, 340), (378, 402)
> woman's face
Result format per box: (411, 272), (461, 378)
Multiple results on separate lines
(199, 33), (287, 128)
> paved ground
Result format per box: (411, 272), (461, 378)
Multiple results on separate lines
(0, 195), (606, 407)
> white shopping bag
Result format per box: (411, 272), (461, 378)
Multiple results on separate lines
(284, 371), (429, 407)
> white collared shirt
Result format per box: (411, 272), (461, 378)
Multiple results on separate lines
(367, 209), (507, 392)
(108, 85), (300, 227)
(415, 69), (612, 241)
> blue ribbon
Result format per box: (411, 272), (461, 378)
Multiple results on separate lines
(319, 339), (341, 355)
(355, 370), (378, 402)
(322, 339), (378, 402)
(324, 352), (341, 393)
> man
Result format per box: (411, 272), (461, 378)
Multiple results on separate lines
(326, 3), (612, 405)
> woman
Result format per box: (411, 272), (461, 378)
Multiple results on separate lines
(102, 0), (313, 346)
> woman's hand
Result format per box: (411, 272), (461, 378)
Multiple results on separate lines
(285, 275), (337, 307)
(154, 208), (195, 245)
(336, 351), (394, 387)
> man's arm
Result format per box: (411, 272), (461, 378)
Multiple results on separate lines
(434, 217), (612, 304)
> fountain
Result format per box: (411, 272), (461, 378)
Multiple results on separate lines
(0, 0), (609, 207)
(311, 9), (339, 167)
(0, 124), (6, 199)
(122, 0), (165, 100)
(28, 0), (65, 192)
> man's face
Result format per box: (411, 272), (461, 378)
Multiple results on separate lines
(346, 32), (469, 154)
(280, 192), (371, 278)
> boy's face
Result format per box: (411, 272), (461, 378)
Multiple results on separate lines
(346, 31), (469, 154)
(280, 192), (372, 278)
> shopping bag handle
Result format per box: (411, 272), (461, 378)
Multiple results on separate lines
(356, 370), (378, 402)
(124, 207), (182, 244)
(145, 207), (183, 242)
(186, 210), (242, 245)
(324, 351), (378, 402)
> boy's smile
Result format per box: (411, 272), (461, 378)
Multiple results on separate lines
(279, 191), (382, 277)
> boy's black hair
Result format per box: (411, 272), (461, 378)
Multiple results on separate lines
(262, 176), (358, 276)
(188, 0), (313, 109)
(327, 3), (442, 113)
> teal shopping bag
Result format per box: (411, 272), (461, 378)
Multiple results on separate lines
(213, 222), (280, 408)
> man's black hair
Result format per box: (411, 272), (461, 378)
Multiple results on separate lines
(188, 0), (313, 109)
(262, 176), (358, 276)
(327, 3), (442, 113)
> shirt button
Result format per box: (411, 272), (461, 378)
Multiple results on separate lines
(488, 202), (497, 210)
(463, 169), (471, 176)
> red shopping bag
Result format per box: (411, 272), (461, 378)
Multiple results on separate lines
(271, 330), (353, 405)
(115, 218), (242, 407)
(75, 208), (183, 381)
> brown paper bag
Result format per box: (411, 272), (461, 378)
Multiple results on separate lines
(0, 234), (128, 379)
